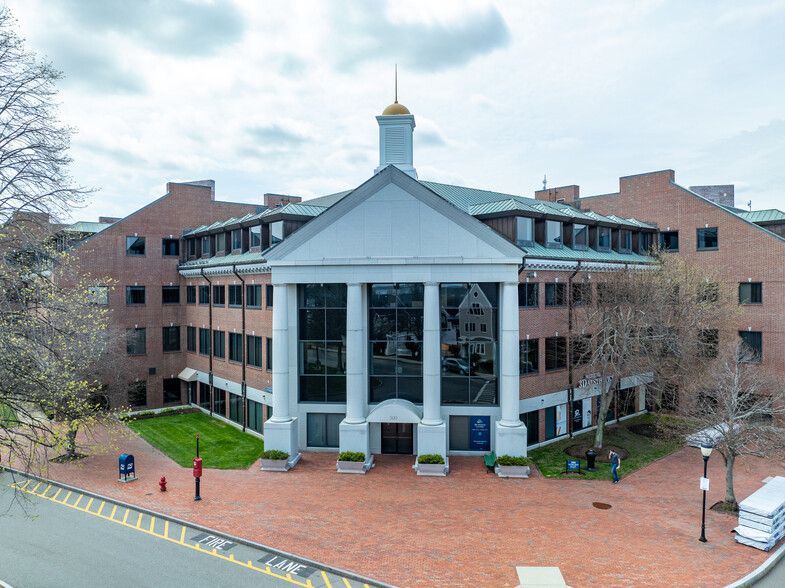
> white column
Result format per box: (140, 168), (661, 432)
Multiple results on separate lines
(499, 281), (522, 427)
(344, 283), (365, 424)
(270, 282), (290, 423)
(421, 281), (442, 426)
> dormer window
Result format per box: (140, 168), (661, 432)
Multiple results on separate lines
(620, 229), (632, 253)
(573, 224), (588, 250)
(271, 221), (284, 245)
(231, 229), (242, 251)
(201, 236), (210, 256)
(216, 233), (226, 253)
(516, 217), (534, 247)
(250, 225), (261, 248)
(597, 227), (611, 251)
(545, 220), (562, 248)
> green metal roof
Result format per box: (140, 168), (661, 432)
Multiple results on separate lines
(521, 242), (652, 264)
(178, 250), (269, 269)
(735, 209), (785, 223)
(63, 221), (112, 234)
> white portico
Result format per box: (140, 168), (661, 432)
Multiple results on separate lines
(263, 164), (528, 466)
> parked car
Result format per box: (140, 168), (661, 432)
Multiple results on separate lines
(442, 357), (470, 375)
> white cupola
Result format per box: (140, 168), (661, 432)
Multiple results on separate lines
(375, 99), (417, 179)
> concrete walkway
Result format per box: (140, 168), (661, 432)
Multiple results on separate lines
(11, 423), (785, 587)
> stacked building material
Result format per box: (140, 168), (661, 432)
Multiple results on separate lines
(734, 476), (785, 551)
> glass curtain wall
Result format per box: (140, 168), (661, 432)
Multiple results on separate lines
(440, 283), (498, 404)
(369, 283), (424, 403)
(298, 284), (347, 402)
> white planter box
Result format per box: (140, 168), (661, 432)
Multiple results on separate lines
(496, 465), (530, 478)
(415, 457), (449, 476)
(337, 460), (366, 474)
(260, 459), (289, 472)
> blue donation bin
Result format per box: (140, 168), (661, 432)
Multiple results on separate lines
(119, 453), (137, 483)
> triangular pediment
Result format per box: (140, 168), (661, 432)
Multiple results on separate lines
(265, 166), (524, 265)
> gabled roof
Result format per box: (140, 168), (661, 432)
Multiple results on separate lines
(734, 209), (785, 224)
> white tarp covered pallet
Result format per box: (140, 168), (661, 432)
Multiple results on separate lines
(735, 476), (785, 551)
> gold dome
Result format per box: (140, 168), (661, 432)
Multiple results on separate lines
(382, 101), (411, 115)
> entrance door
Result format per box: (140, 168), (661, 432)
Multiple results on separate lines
(381, 423), (413, 454)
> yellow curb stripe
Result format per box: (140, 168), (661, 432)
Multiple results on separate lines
(10, 479), (335, 587)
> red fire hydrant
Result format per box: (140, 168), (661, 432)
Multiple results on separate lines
(159, 475), (167, 492)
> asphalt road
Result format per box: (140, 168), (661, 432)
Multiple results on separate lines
(752, 546), (785, 587)
(0, 471), (380, 588)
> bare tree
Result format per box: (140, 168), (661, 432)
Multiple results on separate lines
(676, 338), (785, 510)
(574, 254), (732, 448)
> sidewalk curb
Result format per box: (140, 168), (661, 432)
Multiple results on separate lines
(1, 466), (396, 588)
(724, 540), (785, 588)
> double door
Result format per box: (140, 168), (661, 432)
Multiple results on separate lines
(381, 423), (413, 454)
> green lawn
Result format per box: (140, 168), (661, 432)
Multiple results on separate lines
(126, 412), (265, 469)
(528, 414), (682, 480)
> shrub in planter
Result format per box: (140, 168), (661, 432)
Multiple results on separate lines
(496, 455), (532, 466)
(261, 449), (290, 460)
(417, 453), (445, 464)
(337, 451), (365, 462)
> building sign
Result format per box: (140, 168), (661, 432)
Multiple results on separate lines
(578, 372), (613, 389)
(259, 554), (315, 579)
(567, 460), (581, 472)
(470, 416), (491, 451)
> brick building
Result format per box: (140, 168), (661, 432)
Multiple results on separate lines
(61, 102), (784, 469)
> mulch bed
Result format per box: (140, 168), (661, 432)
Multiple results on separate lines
(565, 444), (629, 461)
(50, 453), (88, 463)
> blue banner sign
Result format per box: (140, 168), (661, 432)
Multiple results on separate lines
(470, 416), (491, 451)
(566, 459), (580, 472)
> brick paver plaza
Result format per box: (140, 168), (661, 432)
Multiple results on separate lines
(29, 424), (785, 587)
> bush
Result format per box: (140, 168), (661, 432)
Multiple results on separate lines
(417, 453), (445, 464)
(261, 449), (289, 460)
(337, 451), (365, 462)
(497, 455), (532, 466)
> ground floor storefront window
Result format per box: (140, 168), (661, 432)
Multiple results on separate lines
(521, 410), (539, 445)
(247, 399), (264, 434)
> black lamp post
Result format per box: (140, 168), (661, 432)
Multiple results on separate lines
(699, 442), (713, 543)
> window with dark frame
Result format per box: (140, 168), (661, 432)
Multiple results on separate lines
(697, 227), (718, 250)
(229, 332), (243, 363)
(161, 286), (180, 304)
(162, 326), (180, 352)
(232, 229), (242, 250)
(519, 339), (539, 374)
(597, 227), (611, 251)
(516, 217), (534, 247)
(88, 286), (109, 305)
(163, 378), (181, 403)
(270, 221), (284, 245)
(201, 235), (210, 256)
(739, 282), (762, 305)
(518, 283), (538, 308)
(698, 329), (719, 358)
(213, 330), (225, 359)
(266, 284), (274, 308)
(212, 285), (225, 306)
(301, 284), (348, 403)
(573, 224), (588, 249)
(162, 238), (179, 256)
(126, 236), (145, 256)
(570, 334), (592, 365)
(545, 283), (566, 307)
(186, 326), (196, 352)
(545, 336), (567, 370)
(545, 220), (562, 248)
(620, 229), (632, 252)
(126, 286), (145, 305)
(571, 282), (591, 306)
(216, 233), (226, 253)
(229, 285), (242, 307)
(247, 285), (262, 308)
(247, 335), (262, 367)
(128, 382), (147, 407)
(738, 331), (762, 362)
(660, 231), (679, 251)
(266, 337), (273, 371)
(199, 327), (210, 356)
(186, 285), (196, 304)
(199, 285), (210, 305)
(126, 328), (146, 355)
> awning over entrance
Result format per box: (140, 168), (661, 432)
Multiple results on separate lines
(177, 367), (199, 382)
(366, 398), (422, 423)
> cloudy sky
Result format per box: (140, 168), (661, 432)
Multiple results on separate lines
(6, 0), (785, 221)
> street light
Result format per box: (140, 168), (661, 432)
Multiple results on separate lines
(699, 442), (713, 543)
